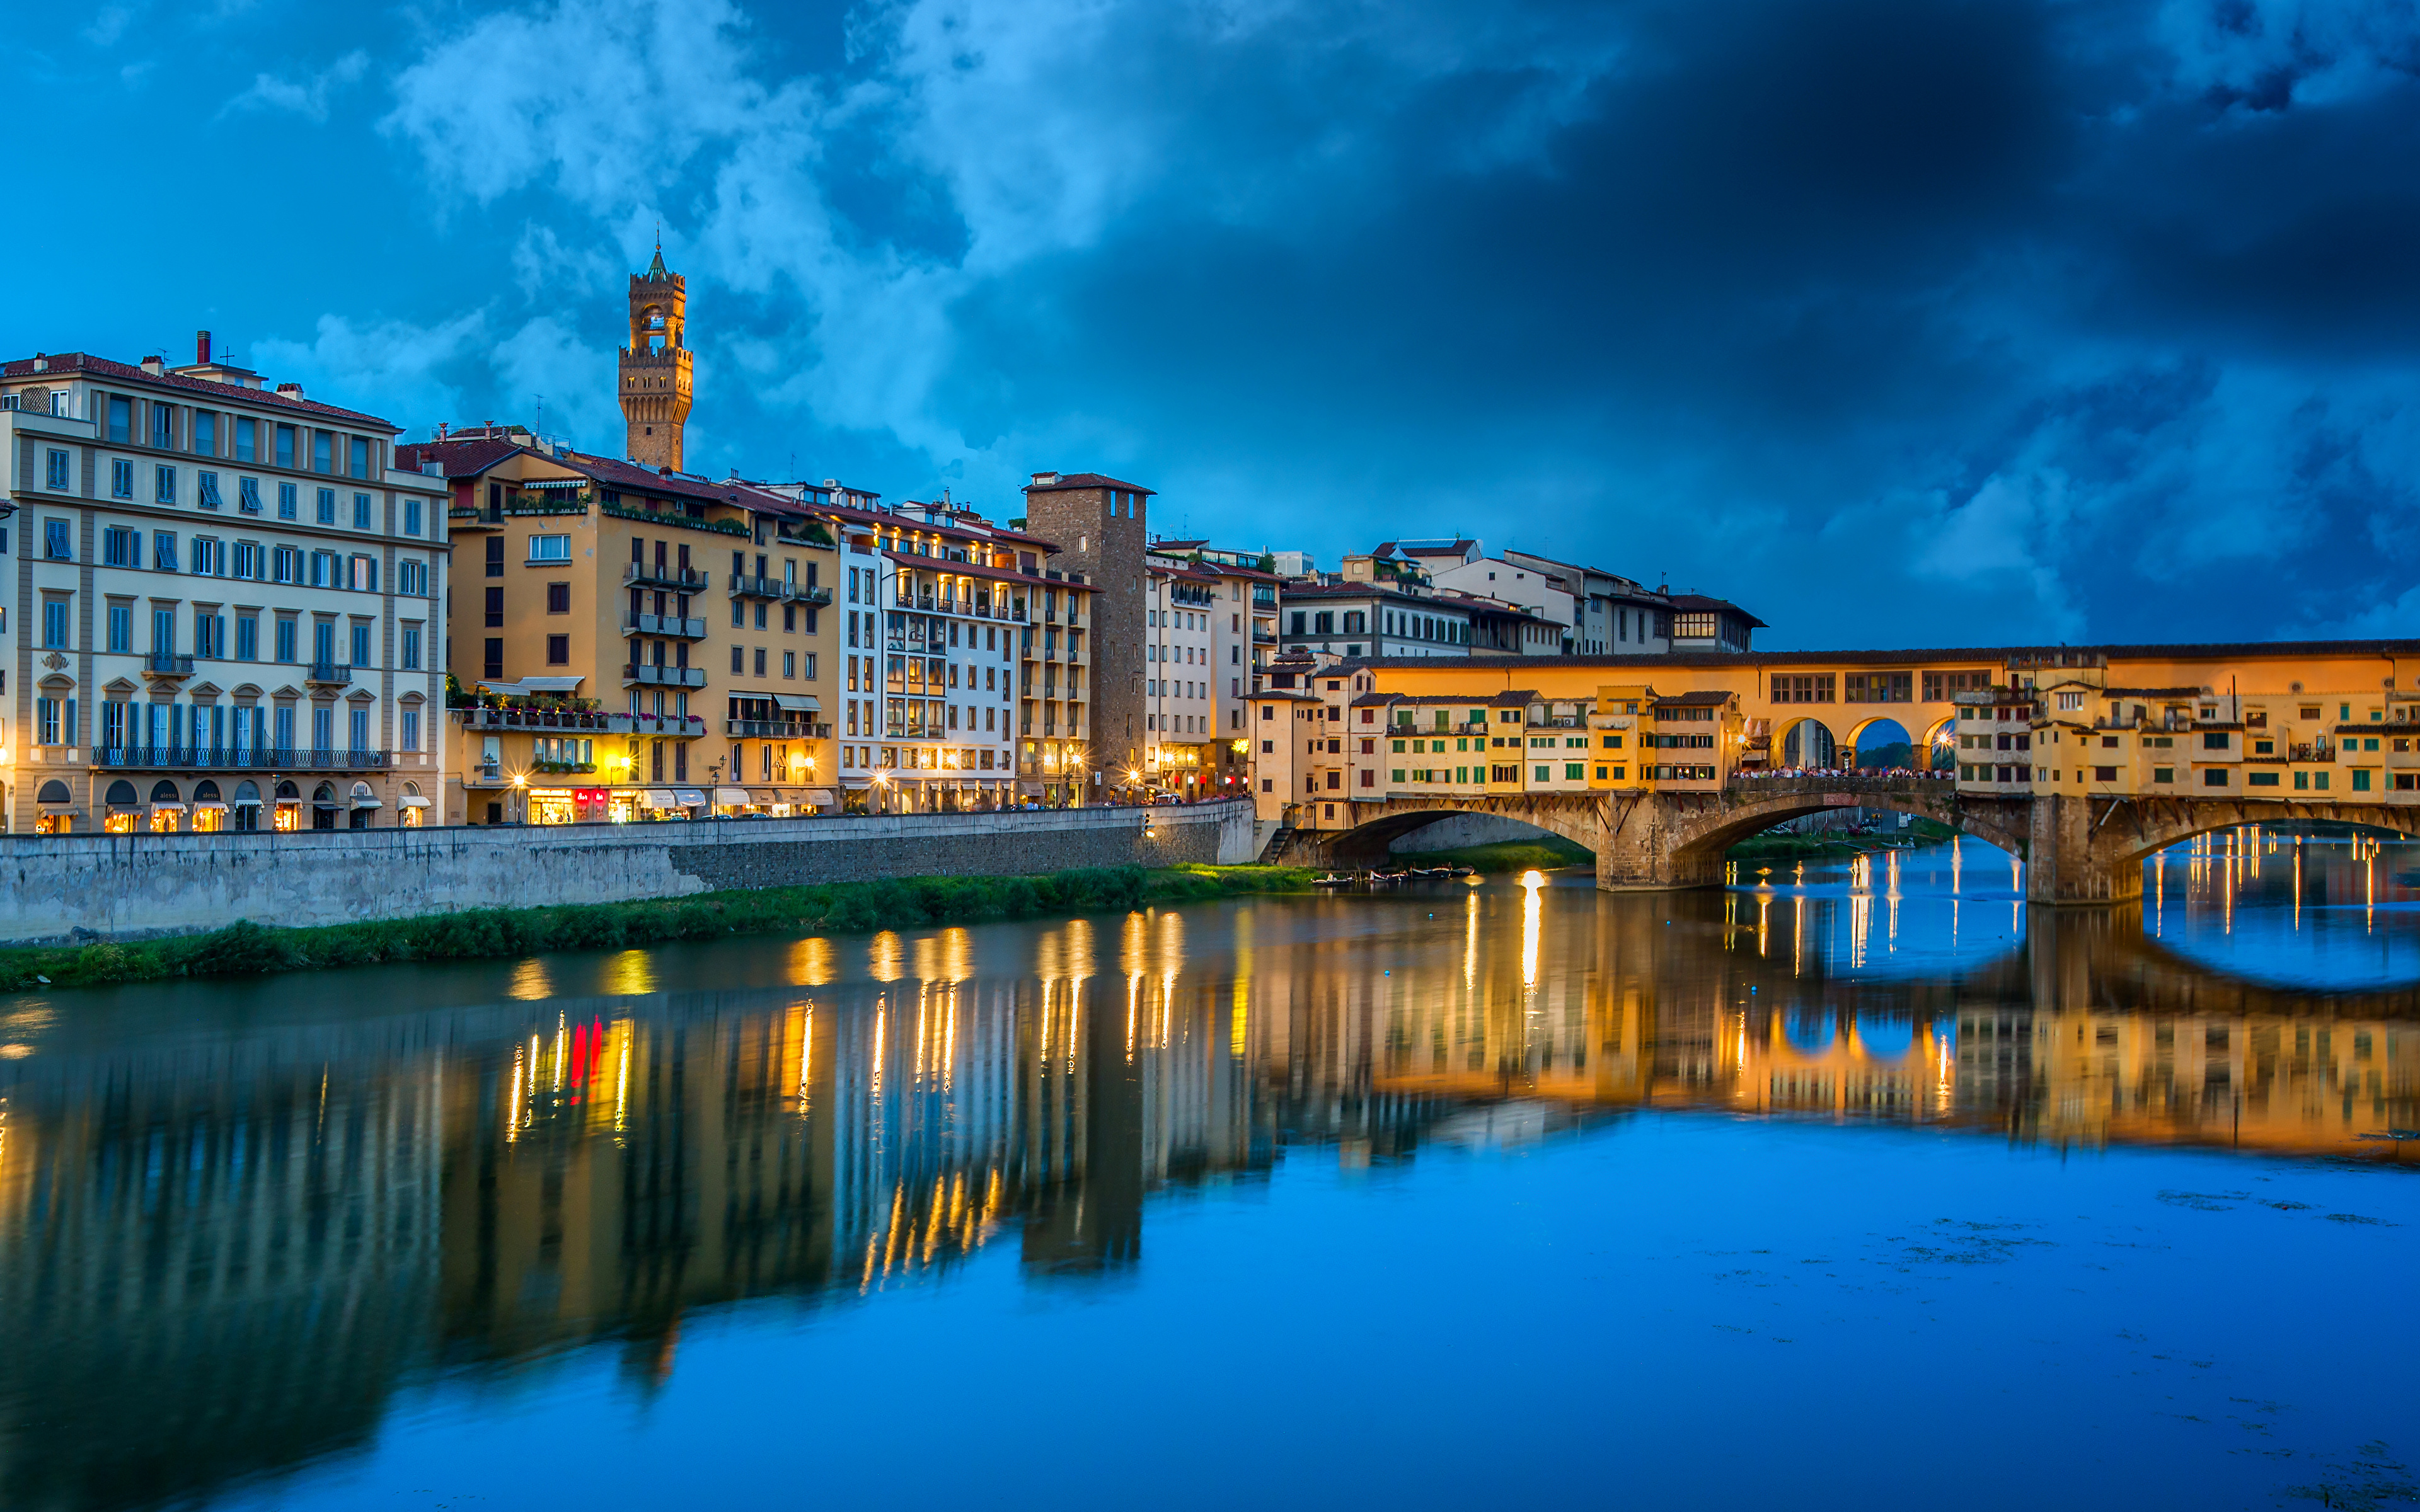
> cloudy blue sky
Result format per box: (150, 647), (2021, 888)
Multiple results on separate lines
(9, 0), (2417, 648)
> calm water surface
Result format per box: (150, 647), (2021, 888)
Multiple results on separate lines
(1, 833), (2416, 1512)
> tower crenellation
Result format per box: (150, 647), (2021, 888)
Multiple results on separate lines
(619, 245), (693, 471)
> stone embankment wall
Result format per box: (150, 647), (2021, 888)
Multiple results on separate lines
(0, 800), (1257, 946)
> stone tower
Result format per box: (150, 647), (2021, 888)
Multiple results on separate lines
(619, 246), (693, 471)
(1022, 472), (1150, 782)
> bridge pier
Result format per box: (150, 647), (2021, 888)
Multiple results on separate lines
(2027, 793), (2141, 905)
(1594, 795), (1726, 891)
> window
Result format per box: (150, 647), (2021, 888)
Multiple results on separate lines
(155, 465), (176, 505)
(731, 644), (746, 674)
(404, 497), (423, 536)
(2094, 765), (2118, 782)
(197, 613), (224, 659)
(2353, 767), (2373, 792)
(529, 534), (571, 563)
(108, 396), (132, 444)
(1772, 673), (1835, 704)
(349, 554), (376, 592)
(353, 492), (372, 529)
(277, 481), (297, 519)
(546, 634), (569, 665)
(199, 472), (223, 510)
(1565, 763), (1585, 780)
(237, 614), (258, 661)
(2202, 767), (2228, 786)
(103, 527), (140, 568)
(45, 449), (69, 490)
(398, 560), (428, 596)
(546, 582), (570, 614)
(275, 617), (297, 663)
(487, 536), (504, 578)
(43, 518), (71, 560)
(312, 432), (332, 474)
(151, 404), (174, 450)
(754, 647), (768, 677)
(316, 487), (336, 524)
(235, 416), (257, 462)
(238, 476), (262, 514)
(400, 709), (420, 752)
(153, 531), (179, 571)
(2201, 731), (2228, 750)
(191, 537), (222, 576)
(1843, 672), (1912, 703)
(401, 624), (422, 669)
(192, 411), (217, 455)
(2248, 770), (2280, 787)
(349, 707), (370, 753)
(111, 459), (134, 499)
(349, 437), (371, 479)
(273, 545), (300, 584)
(352, 623), (372, 667)
(485, 587), (504, 627)
(483, 638), (504, 679)
(274, 425), (296, 469)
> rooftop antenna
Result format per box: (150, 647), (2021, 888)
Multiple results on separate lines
(534, 394), (543, 437)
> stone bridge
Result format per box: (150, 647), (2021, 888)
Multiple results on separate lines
(1305, 779), (2420, 904)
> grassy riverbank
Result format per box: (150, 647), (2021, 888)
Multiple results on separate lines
(1395, 837), (1595, 873)
(0, 864), (1318, 993)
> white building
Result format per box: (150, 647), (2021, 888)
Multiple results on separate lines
(3, 338), (450, 833)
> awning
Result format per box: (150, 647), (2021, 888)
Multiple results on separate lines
(191, 801), (228, 812)
(805, 788), (838, 807)
(397, 796), (432, 810)
(712, 786), (751, 806)
(673, 788), (710, 807)
(233, 795), (263, 806)
(478, 676), (585, 696)
(351, 797), (384, 809)
(771, 694), (822, 713)
(149, 802), (187, 813)
(311, 796), (339, 809)
(750, 789), (780, 805)
(640, 789), (677, 810)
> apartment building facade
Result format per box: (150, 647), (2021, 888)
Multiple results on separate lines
(817, 493), (1097, 810)
(1021, 472), (1144, 793)
(401, 431), (836, 824)
(2, 341), (449, 833)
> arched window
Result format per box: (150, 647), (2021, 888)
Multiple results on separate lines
(149, 779), (180, 803)
(37, 780), (71, 805)
(105, 780), (139, 806)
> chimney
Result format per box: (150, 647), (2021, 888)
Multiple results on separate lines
(195, 330), (212, 366)
(140, 355), (164, 375)
(1030, 471), (1060, 486)
(276, 381), (306, 399)
(30, 353), (47, 373)
(436, 421), (449, 440)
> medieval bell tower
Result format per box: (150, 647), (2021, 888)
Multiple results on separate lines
(619, 246), (693, 471)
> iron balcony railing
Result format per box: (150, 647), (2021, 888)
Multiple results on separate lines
(725, 718), (832, 739)
(95, 747), (391, 770)
(730, 573), (790, 600)
(624, 613), (708, 639)
(625, 563), (711, 592)
(304, 660), (353, 687)
(623, 663), (708, 689)
(141, 653), (196, 677)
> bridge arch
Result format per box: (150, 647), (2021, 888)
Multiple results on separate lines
(1311, 794), (1610, 866)
(1662, 783), (2028, 871)
(1773, 716), (1836, 769)
(1841, 716), (1915, 770)
(2090, 801), (2420, 883)
(1918, 714), (1959, 769)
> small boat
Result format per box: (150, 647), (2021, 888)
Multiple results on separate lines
(1313, 873), (1351, 886)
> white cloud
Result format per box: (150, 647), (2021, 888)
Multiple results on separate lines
(493, 316), (621, 450)
(251, 310), (488, 435)
(221, 49), (369, 122)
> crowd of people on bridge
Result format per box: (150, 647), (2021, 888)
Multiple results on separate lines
(1734, 765), (1954, 781)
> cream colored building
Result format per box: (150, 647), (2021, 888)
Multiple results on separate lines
(3, 339), (449, 832)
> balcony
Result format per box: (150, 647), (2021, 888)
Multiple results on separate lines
(141, 652), (196, 680)
(462, 706), (628, 733)
(793, 584), (833, 607)
(624, 613), (708, 639)
(95, 747), (390, 770)
(1251, 629), (1276, 645)
(625, 562), (710, 592)
(304, 661), (352, 688)
(730, 573), (791, 600)
(623, 663), (708, 689)
(1531, 716), (1586, 729)
(725, 718), (832, 739)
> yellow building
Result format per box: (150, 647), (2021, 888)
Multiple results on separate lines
(404, 428), (838, 824)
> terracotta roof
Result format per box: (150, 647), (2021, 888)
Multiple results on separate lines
(1668, 593), (1768, 629)
(394, 438), (530, 478)
(882, 549), (1086, 590)
(1652, 690), (1736, 706)
(1022, 472), (1155, 495)
(4, 351), (395, 428)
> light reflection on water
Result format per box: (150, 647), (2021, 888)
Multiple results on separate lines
(0, 833), (2412, 1512)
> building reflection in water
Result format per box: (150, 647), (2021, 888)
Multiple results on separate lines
(0, 832), (2414, 1509)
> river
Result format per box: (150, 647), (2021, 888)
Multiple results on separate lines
(0, 832), (2414, 1511)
